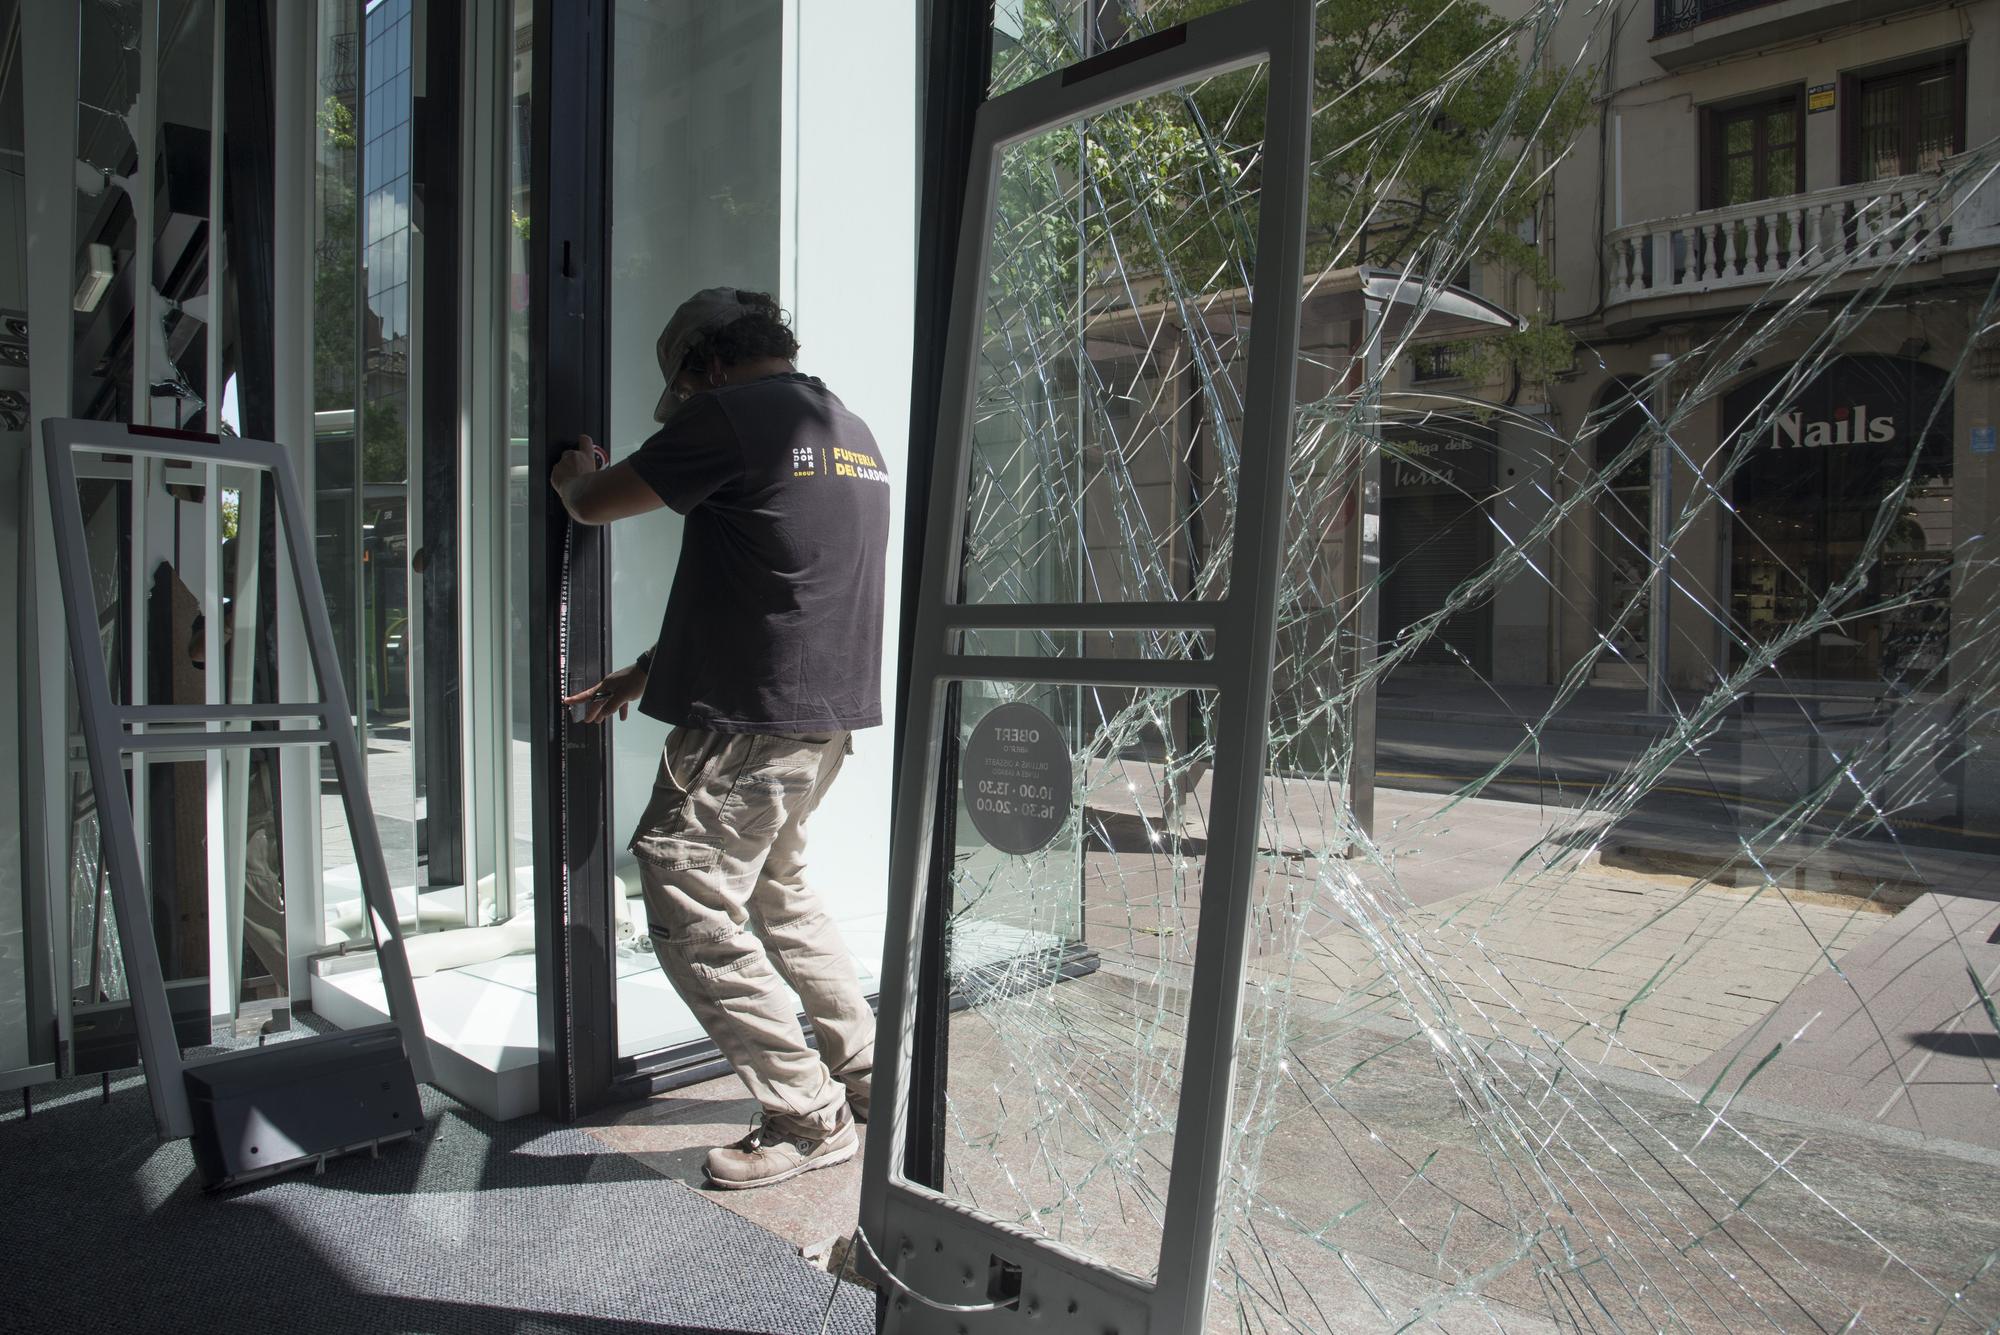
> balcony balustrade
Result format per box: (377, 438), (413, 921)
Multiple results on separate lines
(1606, 164), (1994, 308)
(1654, 0), (1779, 38)
(1656, 0), (1784, 36)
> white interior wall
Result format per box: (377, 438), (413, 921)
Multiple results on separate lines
(778, 0), (916, 962)
(604, 0), (914, 966)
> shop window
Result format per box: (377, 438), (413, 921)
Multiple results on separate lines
(1844, 51), (1964, 182)
(1380, 424), (1497, 678)
(1724, 355), (1953, 685)
(1591, 379), (1652, 660)
(1407, 344), (1457, 383)
(1701, 89), (1803, 210)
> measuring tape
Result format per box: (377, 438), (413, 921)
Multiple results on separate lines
(552, 436), (607, 1119)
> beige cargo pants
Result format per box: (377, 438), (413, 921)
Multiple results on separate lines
(630, 725), (875, 1134)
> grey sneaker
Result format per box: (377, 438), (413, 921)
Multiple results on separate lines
(704, 1108), (857, 1191)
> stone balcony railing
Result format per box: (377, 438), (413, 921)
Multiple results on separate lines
(1605, 162), (1995, 307)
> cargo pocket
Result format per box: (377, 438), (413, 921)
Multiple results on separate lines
(630, 728), (723, 863)
(631, 832), (720, 874)
(719, 740), (818, 843)
(634, 835), (731, 962)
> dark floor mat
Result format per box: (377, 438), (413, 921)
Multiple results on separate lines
(1, 1069), (873, 1335)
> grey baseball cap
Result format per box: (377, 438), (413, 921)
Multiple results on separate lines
(654, 287), (760, 423)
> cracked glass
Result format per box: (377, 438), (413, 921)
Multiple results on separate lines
(928, 54), (1269, 1282)
(931, 1), (2000, 1329)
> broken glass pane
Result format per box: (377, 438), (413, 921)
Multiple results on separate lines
(942, 682), (1219, 1284)
(963, 68), (1263, 608)
(935, 1), (2000, 1330)
(935, 49), (1267, 1278)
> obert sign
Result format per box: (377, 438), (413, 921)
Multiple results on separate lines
(962, 701), (1072, 856)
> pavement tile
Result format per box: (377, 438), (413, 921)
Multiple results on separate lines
(582, 1081), (869, 1259)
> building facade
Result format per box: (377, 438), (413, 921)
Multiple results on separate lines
(1550, 0), (1997, 694)
(1373, 0), (1999, 713)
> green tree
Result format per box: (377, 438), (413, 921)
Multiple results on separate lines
(998, 0), (1593, 388)
(315, 93), (407, 485)
(315, 95), (358, 415)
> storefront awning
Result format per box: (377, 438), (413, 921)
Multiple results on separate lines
(1305, 265), (1526, 341)
(1080, 264), (1523, 355)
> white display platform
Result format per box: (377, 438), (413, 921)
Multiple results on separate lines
(313, 913), (889, 1120)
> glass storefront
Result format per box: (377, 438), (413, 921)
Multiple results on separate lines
(2, 3), (1998, 1329)
(0, 0), (918, 1120)
(871, 10), (2000, 1333)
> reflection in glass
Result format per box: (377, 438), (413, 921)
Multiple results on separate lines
(989, 1), (1238, 98)
(298, 0), (545, 1092)
(73, 0), (142, 422)
(940, 682), (1213, 1283)
(66, 804), (126, 1009)
(213, 467), (287, 1005)
(315, 0), (363, 716)
(964, 70), (1265, 607)
(309, 0), (442, 933)
(64, 1), (145, 1005)
(150, 0), (214, 428)
(358, 0), (418, 898)
(504, 0), (533, 916)
(65, 465), (134, 1010)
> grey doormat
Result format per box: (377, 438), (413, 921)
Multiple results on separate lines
(0, 1070), (873, 1335)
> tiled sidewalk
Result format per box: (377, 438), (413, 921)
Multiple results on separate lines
(1271, 863), (1886, 1081)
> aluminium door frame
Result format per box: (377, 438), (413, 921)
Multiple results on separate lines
(15, 0), (80, 1094)
(528, 0), (618, 1122)
(860, 4), (1314, 1332)
(42, 418), (434, 1139)
(897, 0), (998, 1196)
(525, 0), (892, 1119)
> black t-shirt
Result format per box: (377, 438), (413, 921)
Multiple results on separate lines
(626, 373), (890, 734)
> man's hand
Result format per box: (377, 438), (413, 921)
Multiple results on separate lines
(563, 659), (649, 725)
(548, 433), (666, 525)
(550, 434), (603, 515)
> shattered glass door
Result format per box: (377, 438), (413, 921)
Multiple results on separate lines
(936, 50), (1277, 1278)
(871, 0), (2000, 1331)
(866, 3), (1315, 1328)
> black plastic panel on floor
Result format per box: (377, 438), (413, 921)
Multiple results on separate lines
(182, 1024), (423, 1189)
